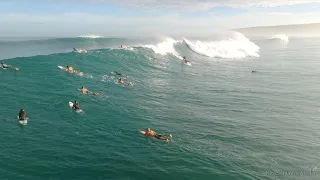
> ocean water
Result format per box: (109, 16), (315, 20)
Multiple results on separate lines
(1, 34), (320, 180)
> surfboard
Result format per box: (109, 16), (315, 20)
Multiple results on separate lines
(2, 67), (19, 71)
(69, 102), (83, 113)
(58, 66), (67, 71)
(17, 116), (28, 125)
(185, 62), (192, 66)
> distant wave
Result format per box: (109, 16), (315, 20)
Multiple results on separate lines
(77, 35), (103, 39)
(268, 34), (289, 42)
(183, 32), (260, 58)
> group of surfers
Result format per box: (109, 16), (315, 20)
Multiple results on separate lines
(19, 105), (173, 142)
(6, 46), (176, 142)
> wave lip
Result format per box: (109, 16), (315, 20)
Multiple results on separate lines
(183, 32), (260, 59)
(77, 34), (103, 39)
(142, 38), (182, 58)
(269, 34), (289, 42)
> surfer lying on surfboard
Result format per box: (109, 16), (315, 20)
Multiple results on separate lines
(140, 128), (172, 142)
(80, 86), (99, 96)
(117, 78), (133, 86)
(1, 62), (19, 71)
(65, 66), (83, 76)
(18, 108), (27, 120)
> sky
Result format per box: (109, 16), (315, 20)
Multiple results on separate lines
(1, 0), (320, 37)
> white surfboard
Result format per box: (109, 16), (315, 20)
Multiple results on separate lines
(69, 101), (83, 113)
(58, 66), (67, 70)
(185, 62), (192, 66)
(17, 116), (28, 125)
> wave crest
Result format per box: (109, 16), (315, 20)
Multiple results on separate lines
(78, 34), (103, 39)
(183, 32), (260, 58)
(269, 34), (289, 42)
(142, 38), (182, 58)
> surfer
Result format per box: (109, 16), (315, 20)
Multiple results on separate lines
(143, 128), (172, 142)
(183, 56), (191, 63)
(72, 100), (80, 110)
(18, 108), (27, 120)
(1, 62), (18, 70)
(114, 71), (127, 77)
(80, 87), (99, 95)
(118, 78), (125, 85)
(81, 86), (89, 94)
(251, 70), (257, 73)
(66, 66), (73, 72)
(1, 62), (8, 69)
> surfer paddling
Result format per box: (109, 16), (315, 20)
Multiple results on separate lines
(140, 128), (172, 142)
(65, 65), (83, 76)
(66, 65), (74, 72)
(118, 78), (125, 85)
(1, 62), (19, 71)
(80, 86), (99, 96)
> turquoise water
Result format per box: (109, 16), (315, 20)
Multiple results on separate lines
(1, 37), (320, 180)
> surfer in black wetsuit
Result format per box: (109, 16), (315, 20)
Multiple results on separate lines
(1, 62), (8, 69)
(114, 71), (127, 77)
(18, 108), (27, 120)
(73, 100), (80, 110)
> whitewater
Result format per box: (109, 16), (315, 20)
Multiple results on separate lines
(1, 32), (320, 180)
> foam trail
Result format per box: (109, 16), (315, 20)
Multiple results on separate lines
(142, 38), (182, 59)
(183, 32), (260, 59)
(270, 34), (289, 42)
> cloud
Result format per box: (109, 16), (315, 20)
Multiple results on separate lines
(267, 12), (292, 16)
(79, 0), (320, 10)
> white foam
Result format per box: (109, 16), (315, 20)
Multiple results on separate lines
(183, 32), (260, 59)
(142, 38), (182, 59)
(78, 35), (103, 39)
(77, 49), (87, 53)
(270, 34), (289, 42)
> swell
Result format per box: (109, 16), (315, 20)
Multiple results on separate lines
(1, 33), (260, 61)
